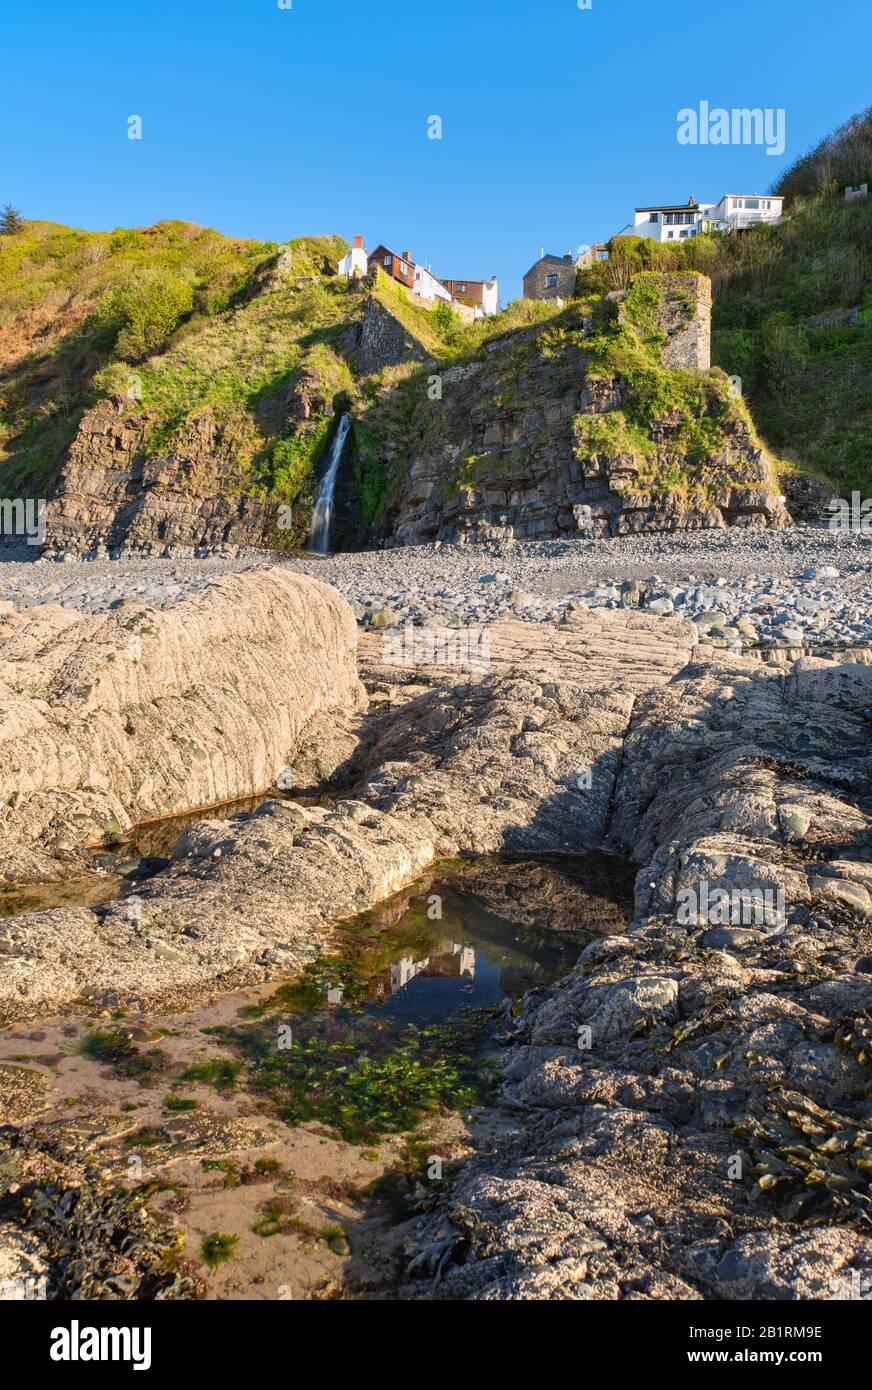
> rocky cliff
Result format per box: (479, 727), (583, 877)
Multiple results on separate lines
(356, 274), (790, 545)
(1, 221), (790, 554)
(43, 397), (275, 557)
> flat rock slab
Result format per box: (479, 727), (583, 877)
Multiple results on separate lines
(359, 609), (696, 695)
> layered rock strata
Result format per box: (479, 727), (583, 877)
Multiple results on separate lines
(0, 568), (365, 878)
(393, 648), (872, 1300)
(0, 604), (694, 1021)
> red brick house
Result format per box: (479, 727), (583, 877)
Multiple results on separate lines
(367, 244), (415, 292)
(438, 276), (499, 317)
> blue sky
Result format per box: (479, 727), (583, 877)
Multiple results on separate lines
(2, 0), (870, 299)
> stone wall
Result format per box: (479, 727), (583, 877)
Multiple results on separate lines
(613, 271), (711, 370)
(353, 295), (434, 377)
(522, 255), (577, 302)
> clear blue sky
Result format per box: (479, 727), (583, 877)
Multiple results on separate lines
(2, 0), (870, 299)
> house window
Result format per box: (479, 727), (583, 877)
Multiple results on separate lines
(458, 283), (467, 292)
(746, 198), (760, 210)
(649, 212), (659, 222)
(680, 229), (690, 238)
(667, 231), (674, 239)
(664, 213), (674, 225)
(546, 275), (558, 287)
(597, 250), (608, 260)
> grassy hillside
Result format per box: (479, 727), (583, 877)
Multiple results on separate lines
(0, 208), (817, 550)
(711, 196), (872, 496)
(0, 220), (352, 502)
(577, 108), (872, 498)
(776, 105), (872, 202)
(0, 219), (565, 547)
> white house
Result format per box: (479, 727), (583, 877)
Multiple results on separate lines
(708, 194), (784, 230)
(614, 197), (715, 244)
(614, 194), (784, 244)
(338, 234), (369, 278)
(413, 262), (454, 306)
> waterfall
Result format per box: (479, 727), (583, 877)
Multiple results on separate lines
(307, 414), (351, 555)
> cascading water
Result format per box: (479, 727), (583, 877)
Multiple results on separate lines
(308, 414), (351, 555)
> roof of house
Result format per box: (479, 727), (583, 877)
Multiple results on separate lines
(522, 254), (574, 278)
(635, 203), (713, 214)
(716, 193), (784, 201)
(439, 277), (496, 289)
(368, 244), (413, 265)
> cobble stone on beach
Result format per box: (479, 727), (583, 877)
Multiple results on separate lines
(0, 526), (869, 651)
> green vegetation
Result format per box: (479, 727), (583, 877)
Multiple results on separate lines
(776, 104), (871, 203)
(0, 205), (24, 236)
(200, 1232), (239, 1269)
(180, 1057), (241, 1091)
(163, 1094), (199, 1112)
(224, 1014), (488, 1145)
(80, 1027), (138, 1063)
(253, 1156), (282, 1175)
(710, 197), (872, 494)
(78, 1027), (169, 1081)
(188, 895), (506, 1144)
(94, 265), (196, 359)
(0, 220), (353, 516)
(574, 112), (872, 498)
(8, 132), (868, 542)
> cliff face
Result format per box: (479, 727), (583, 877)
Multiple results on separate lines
(358, 274), (789, 546)
(44, 398), (274, 556)
(1, 220), (791, 555)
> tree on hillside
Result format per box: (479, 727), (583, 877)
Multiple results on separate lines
(0, 204), (24, 235)
(776, 106), (872, 203)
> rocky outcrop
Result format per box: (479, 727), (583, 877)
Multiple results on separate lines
(393, 647), (872, 1300)
(353, 295), (433, 377)
(364, 277), (789, 546)
(44, 398), (275, 557)
(0, 580), (869, 1299)
(0, 569), (365, 872)
(0, 606), (693, 1022)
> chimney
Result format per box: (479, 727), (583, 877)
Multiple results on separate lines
(689, 195), (696, 206)
(354, 234), (363, 249)
(402, 249), (412, 263)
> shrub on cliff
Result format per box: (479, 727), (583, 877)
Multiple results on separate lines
(95, 265), (195, 359)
